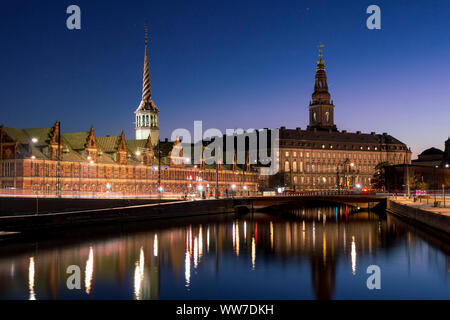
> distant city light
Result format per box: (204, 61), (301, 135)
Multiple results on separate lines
(158, 186), (164, 193)
(231, 184), (236, 190)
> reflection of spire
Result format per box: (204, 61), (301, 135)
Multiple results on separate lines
(184, 251), (191, 288)
(251, 236), (256, 270)
(351, 236), (357, 275)
(153, 234), (158, 257)
(85, 247), (94, 295)
(134, 247), (145, 300)
(28, 257), (36, 300)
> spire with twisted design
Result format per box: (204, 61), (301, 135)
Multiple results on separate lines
(136, 23), (159, 112)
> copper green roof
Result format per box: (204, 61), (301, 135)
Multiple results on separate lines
(96, 136), (120, 153)
(61, 132), (90, 150)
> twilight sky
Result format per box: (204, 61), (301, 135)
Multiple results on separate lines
(0, 0), (449, 158)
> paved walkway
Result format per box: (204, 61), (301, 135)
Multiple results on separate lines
(390, 197), (450, 217)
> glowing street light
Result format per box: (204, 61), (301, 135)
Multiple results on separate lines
(31, 155), (36, 160)
(135, 151), (141, 156)
(31, 137), (38, 144)
(158, 185), (164, 193)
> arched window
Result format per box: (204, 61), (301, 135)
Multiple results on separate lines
(284, 161), (290, 172)
(325, 112), (330, 123)
(313, 112), (317, 122)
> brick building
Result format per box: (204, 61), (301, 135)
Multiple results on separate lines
(0, 28), (258, 197)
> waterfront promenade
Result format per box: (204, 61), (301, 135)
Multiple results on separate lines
(387, 197), (450, 235)
(391, 197), (450, 217)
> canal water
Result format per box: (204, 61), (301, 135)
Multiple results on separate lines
(0, 205), (449, 300)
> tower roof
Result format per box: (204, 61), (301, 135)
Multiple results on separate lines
(311, 44), (331, 105)
(135, 23), (159, 114)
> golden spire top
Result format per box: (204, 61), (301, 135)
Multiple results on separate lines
(317, 44), (325, 64)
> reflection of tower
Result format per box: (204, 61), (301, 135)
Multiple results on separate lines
(48, 254), (60, 300)
(310, 254), (336, 300)
(134, 243), (160, 300)
(310, 230), (337, 300)
(149, 253), (160, 300)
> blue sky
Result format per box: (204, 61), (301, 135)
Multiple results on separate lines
(0, 0), (449, 157)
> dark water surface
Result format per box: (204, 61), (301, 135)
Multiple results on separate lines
(0, 205), (449, 299)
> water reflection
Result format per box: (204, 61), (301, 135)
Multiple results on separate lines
(28, 257), (36, 300)
(85, 247), (94, 295)
(0, 205), (449, 300)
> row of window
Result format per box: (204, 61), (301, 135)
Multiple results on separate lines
(284, 161), (377, 174)
(281, 150), (407, 161)
(290, 175), (372, 185)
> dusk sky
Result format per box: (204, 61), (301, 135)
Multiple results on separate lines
(1, 0), (449, 158)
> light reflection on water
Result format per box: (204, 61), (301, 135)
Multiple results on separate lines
(0, 205), (449, 300)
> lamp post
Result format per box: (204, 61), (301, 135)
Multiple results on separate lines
(56, 126), (61, 198)
(434, 165), (438, 204)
